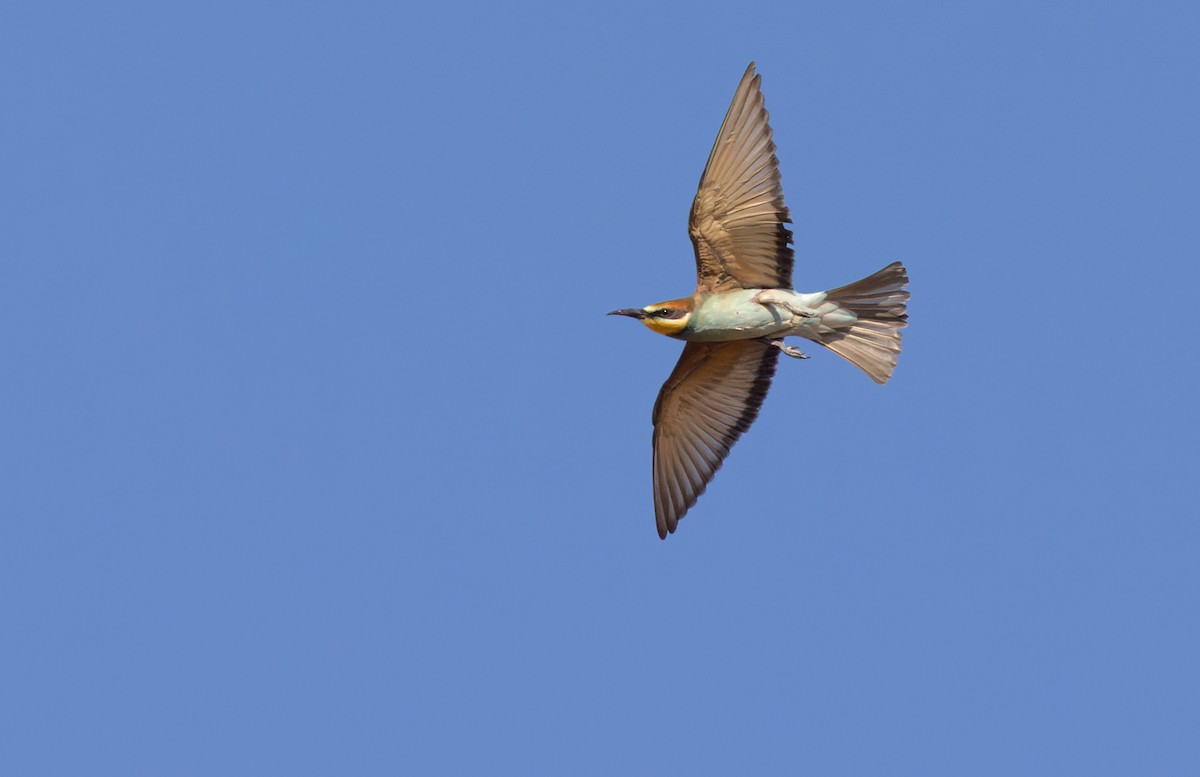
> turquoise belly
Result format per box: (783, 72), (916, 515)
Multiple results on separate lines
(683, 290), (790, 342)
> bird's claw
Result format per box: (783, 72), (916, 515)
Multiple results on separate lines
(763, 338), (809, 359)
(752, 291), (813, 319)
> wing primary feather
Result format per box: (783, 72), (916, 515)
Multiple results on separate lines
(689, 64), (794, 292)
(651, 341), (779, 537)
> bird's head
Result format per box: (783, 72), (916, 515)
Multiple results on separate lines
(608, 297), (693, 337)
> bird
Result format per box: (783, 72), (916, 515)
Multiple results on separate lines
(609, 62), (910, 539)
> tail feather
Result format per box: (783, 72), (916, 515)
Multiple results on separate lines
(817, 261), (909, 384)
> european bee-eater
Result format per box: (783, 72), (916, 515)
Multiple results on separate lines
(610, 63), (910, 539)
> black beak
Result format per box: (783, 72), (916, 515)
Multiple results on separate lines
(608, 308), (647, 319)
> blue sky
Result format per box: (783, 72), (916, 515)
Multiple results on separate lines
(3, 1), (1198, 774)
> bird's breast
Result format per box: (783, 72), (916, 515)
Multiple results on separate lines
(684, 290), (791, 342)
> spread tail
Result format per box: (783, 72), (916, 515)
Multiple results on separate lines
(817, 261), (909, 384)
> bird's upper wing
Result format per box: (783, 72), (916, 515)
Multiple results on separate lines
(651, 340), (779, 538)
(689, 62), (794, 294)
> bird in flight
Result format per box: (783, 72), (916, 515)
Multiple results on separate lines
(610, 62), (910, 539)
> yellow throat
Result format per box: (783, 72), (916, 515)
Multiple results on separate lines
(640, 298), (692, 337)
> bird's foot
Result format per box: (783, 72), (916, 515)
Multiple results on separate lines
(763, 338), (808, 359)
(751, 291), (814, 319)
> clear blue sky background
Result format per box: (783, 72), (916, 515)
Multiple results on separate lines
(3, 1), (1198, 774)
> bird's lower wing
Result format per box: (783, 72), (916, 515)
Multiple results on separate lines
(651, 340), (779, 538)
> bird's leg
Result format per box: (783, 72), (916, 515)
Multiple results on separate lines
(762, 338), (808, 359)
(753, 291), (811, 358)
(752, 290), (815, 319)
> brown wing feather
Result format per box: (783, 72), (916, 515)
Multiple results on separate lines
(689, 62), (794, 294)
(651, 340), (779, 538)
